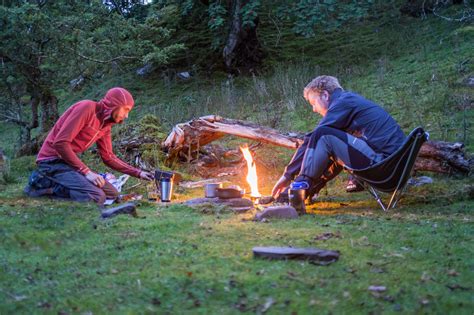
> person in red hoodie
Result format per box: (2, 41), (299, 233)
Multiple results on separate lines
(25, 87), (154, 205)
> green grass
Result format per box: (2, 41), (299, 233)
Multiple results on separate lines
(1, 176), (473, 314)
(1, 4), (473, 314)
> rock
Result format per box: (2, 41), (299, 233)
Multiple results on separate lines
(217, 197), (253, 208)
(184, 197), (254, 212)
(255, 206), (299, 221)
(465, 76), (474, 87)
(101, 202), (137, 219)
(408, 176), (433, 186)
(368, 285), (387, 292)
(136, 63), (154, 77)
(252, 246), (340, 265)
(69, 75), (85, 90)
(184, 197), (216, 205)
(177, 71), (191, 80)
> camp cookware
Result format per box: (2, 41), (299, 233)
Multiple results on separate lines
(215, 187), (244, 199)
(205, 183), (223, 198)
(155, 170), (175, 202)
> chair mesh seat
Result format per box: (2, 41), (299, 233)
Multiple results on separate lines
(345, 127), (428, 210)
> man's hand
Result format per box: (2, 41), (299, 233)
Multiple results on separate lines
(85, 171), (106, 187)
(271, 175), (291, 199)
(139, 171), (154, 181)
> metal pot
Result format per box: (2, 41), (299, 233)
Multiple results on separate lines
(205, 183), (223, 198)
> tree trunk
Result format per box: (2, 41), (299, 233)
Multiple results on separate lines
(40, 93), (58, 133)
(222, 0), (264, 73)
(16, 89), (59, 156)
(400, 0), (463, 17)
(0, 148), (5, 174)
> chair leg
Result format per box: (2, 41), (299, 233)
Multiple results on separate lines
(387, 189), (400, 210)
(387, 183), (409, 209)
(356, 178), (387, 211)
(368, 186), (387, 211)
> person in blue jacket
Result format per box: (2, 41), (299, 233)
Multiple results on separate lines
(271, 75), (406, 200)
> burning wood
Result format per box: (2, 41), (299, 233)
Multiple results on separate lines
(240, 144), (261, 198)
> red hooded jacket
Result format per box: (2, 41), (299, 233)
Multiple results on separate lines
(37, 87), (141, 177)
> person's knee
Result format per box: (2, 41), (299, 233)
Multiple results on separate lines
(101, 181), (119, 200)
(309, 126), (338, 147)
(70, 189), (106, 205)
(312, 126), (337, 139)
(91, 189), (107, 205)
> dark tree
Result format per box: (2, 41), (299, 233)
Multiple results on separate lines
(222, 0), (264, 74)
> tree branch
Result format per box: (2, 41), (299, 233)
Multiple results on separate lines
(66, 48), (139, 64)
(0, 112), (29, 127)
(432, 0), (474, 22)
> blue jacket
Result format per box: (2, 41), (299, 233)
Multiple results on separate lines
(283, 88), (406, 180)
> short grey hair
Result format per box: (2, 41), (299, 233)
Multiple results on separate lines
(304, 75), (343, 99)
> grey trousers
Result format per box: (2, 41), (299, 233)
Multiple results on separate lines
(35, 160), (119, 205)
(297, 126), (384, 195)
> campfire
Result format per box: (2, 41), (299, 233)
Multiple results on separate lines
(240, 145), (261, 200)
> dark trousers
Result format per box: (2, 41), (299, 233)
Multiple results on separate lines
(298, 127), (384, 195)
(33, 160), (119, 205)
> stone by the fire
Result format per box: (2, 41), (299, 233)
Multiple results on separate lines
(101, 202), (137, 219)
(184, 197), (254, 211)
(253, 246), (340, 265)
(255, 206), (299, 221)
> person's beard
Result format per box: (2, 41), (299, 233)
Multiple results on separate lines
(112, 114), (124, 124)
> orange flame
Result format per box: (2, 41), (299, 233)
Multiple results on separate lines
(240, 145), (261, 198)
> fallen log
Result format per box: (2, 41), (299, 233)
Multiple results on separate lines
(162, 115), (303, 161)
(416, 141), (471, 174)
(161, 116), (472, 175)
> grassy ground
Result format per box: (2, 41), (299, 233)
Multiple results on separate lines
(1, 154), (473, 314)
(1, 5), (473, 314)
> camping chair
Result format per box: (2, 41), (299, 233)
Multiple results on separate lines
(344, 127), (429, 211)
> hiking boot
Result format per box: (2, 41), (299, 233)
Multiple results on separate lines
(24, 185), (53, 198)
